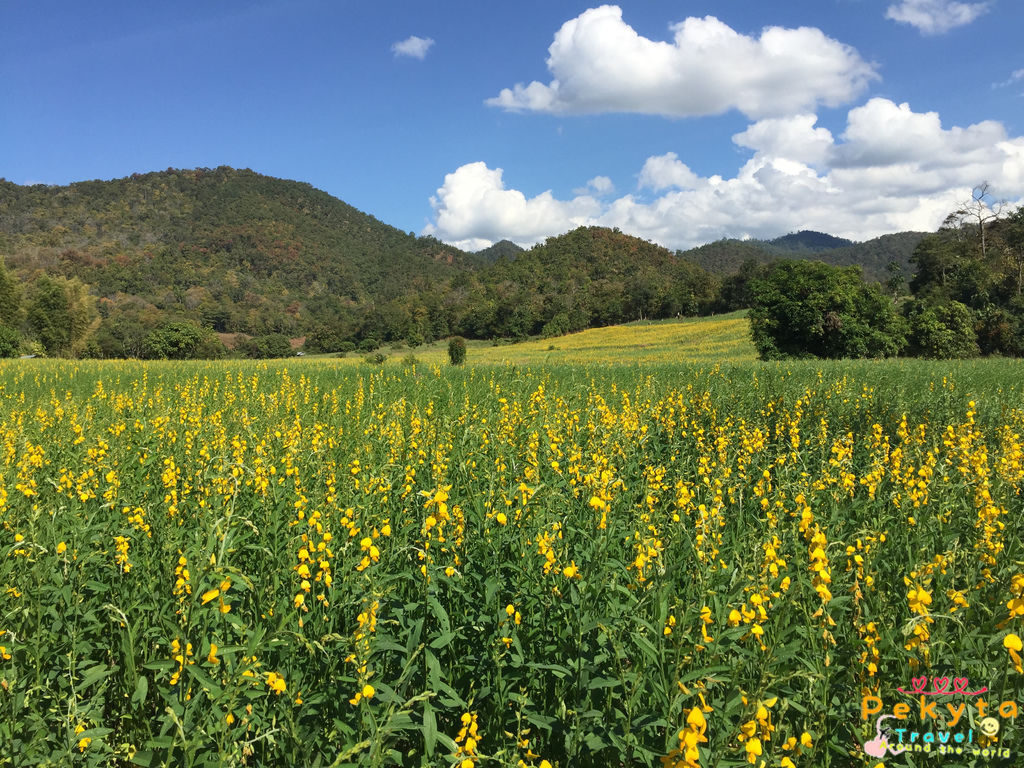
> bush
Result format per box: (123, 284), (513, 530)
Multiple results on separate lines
(143, 322), (224, 360)
(905, 300), (980, 359)
(245, 333), (294, 359)
(358, 338), (378, 353)
(363, 352), (388, 365)
(401, 353), (419, 367)
(448, 336), (467, 365)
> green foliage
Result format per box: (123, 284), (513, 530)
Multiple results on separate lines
(143, 322), (223, 360)
(749, 260), (906, 359)
(905, 300), (980, 359)
(245, 333), (293, 359)
(0, 257), (20, 327)
(0, 324), (20, 357)
(26, 276), (73, 356)
(447, 336), (466, 365)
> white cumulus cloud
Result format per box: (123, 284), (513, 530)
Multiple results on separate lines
(885, 0), (991, 35)
(392, 35), (435, 59)
(425, 100), (1024, 251)
(421, 162), (602, 251)
(486, 5), (877, 119)
(637, 153), (703, 191)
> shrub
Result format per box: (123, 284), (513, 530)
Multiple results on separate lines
(143, 322), (223, 360)
(905, 300), (980, 359)
(448, 336), (467, 365)
(245, 333), (294, 359)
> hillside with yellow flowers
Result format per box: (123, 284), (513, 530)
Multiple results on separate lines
(346, 311), (757, 367)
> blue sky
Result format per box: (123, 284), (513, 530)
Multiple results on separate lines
(3, 0), (1023, 250)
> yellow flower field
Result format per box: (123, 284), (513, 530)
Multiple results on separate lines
(0, 357), (1021, 767)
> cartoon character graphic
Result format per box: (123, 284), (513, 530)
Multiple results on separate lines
(863, 715), (908, 759)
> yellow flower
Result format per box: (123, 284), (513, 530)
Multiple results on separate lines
(800, 731), (814, 748)
(266, 671), (286, 694)
(496, 512), (508, 525)
(362, 684), (375, 699)
(1004, 633), (1023, 652)
(745, 737), (763, 762)
(907, 586), (932, 614)
(56, 541), (67, 555)
(207, 643), (219, 664)
(78, 737), (91, 752)
(200, 588), (220, 605)
(563, 562), (579, 579)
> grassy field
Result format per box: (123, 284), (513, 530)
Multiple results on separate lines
(336, 310), (756, 367)
(1, 329), (1023, 767)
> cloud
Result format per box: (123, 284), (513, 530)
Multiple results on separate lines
(425, 99), (1024, 251)
(391, 35), (435, 59)
(732, 115), (835, 168)
(573, 175), (615, 196)
(993, 68), (1024, 89)
(885, 0), (991, 35)
(637, 153), (703, 191)
(486, 5), (877, 119)
(421, 162), (602, 250)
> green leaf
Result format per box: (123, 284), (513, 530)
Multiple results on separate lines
(427, 595), (451, 635)
(80, 663), (111, 690)
(429, 630), (458, 650)
(422, 702), (437, 755)
(131, 674), (148, 706)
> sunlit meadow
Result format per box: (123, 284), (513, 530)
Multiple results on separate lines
(1, 354), (1022, 767)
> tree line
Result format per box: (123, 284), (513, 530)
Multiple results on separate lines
(747, 185), (1024, 360)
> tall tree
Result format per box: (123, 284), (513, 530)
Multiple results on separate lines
(0, 257), (19, 328)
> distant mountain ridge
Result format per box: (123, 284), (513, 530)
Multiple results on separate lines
(680, 230), (927, 283)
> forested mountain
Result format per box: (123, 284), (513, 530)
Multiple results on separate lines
(0, 168), (716, 356)
(0, 167), (953, 359)
(681, 230), (926, 283)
